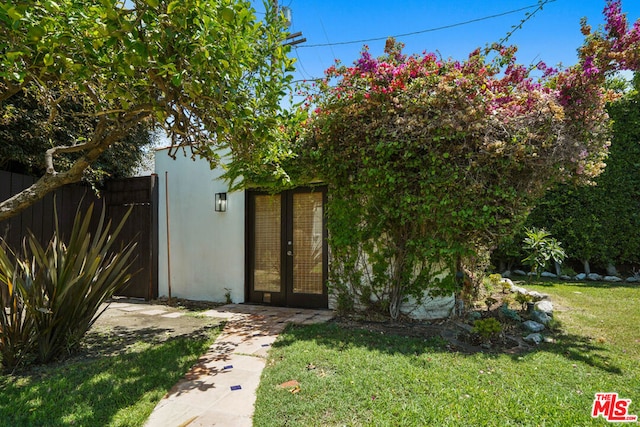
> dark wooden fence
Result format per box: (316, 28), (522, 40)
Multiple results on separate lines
(0, 171), (158, 300)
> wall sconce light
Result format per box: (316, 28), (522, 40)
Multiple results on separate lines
(215, 192), (227, 212)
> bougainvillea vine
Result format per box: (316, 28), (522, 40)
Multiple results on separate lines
(299, 1), (640, 319)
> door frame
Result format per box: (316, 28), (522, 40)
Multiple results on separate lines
(245, 186), (328, 308)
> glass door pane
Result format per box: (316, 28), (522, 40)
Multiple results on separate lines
(253, 194), (281, 292)
(292, 192), (324, 294)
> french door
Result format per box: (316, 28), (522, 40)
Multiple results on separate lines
(246, 188), (328, 309)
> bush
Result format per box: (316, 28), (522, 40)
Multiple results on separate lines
(521, 228), (566, 278)
(472, 318), (502, 341)
(0, 203), (136, 370)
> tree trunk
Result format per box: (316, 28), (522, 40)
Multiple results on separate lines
(582, 259), (591, 275)
(0, 124), (127, 222)
(388, 236), (407, 322)
(554, 261), (562, 276)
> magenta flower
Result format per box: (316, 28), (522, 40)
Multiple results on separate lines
(604, 0), (627, 37)
(583, 56), (600, 77)
(355, 51), (378, 73)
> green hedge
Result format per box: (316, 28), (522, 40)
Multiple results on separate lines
(494, 79), (640, 273)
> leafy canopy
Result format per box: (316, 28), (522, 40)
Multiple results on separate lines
(0, 0), (294, 220)
(522, 74), (640, 269)
(0, 86), (153, 182)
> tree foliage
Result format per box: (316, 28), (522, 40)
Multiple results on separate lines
(0, 86), (153, 183)
(299, 1), (640, 319)
(522, 74), (640, 271)
(0, 0), (294, 220)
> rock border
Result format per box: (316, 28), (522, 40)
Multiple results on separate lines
(507, 270), (639, 283)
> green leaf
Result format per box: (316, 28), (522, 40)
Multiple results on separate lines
(5, 51), (24, 61)
(221, 7), (234, 23)
(145, 0), (159, 7)
(43, 53), (54, 66)
(27, 26), (45, 41)
(167, 1), (180, 14)
(6, 6), (23, 22)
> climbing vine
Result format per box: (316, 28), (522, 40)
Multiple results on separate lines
(299, 1), (640, 319)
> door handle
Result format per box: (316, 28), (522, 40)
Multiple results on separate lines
(287, 250), (293, 256)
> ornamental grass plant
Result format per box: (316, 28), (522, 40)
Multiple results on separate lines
(0, 203), (136, 370)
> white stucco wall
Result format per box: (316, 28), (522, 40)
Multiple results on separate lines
(155, 148), (245, 303)
(327, 254), (455, 319)
(154, 148), (453, 318)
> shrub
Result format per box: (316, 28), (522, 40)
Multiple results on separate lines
(514, 293), (534, 311)
(484, 297), (498, 311)
(521, 228), (566, 279)
(500, 280), (512, 294)
(472, 318), (502, 341)
(0, 204), (136, 370)
(0, 247), (34, 368)
(488, 274), (502, 289)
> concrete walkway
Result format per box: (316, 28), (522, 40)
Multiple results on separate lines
(144, 304), (334, 427)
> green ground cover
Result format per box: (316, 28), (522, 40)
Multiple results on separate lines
(254, 281), (639, 426)
(0, 327), (221, 427)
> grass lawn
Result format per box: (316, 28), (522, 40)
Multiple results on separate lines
(254, 281), (640, 426)
(0, 325), (221, 427)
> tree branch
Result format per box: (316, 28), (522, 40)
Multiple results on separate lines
(0, 80), (28, 103)
(0, 124), (127, 222)
(45, 118), (108, 174)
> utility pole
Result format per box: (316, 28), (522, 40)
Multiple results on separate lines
(273, 0), (306, 46)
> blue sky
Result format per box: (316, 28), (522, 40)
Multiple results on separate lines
(256, 0), (640, 87)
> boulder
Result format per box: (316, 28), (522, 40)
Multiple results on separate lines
(522, 320), (545, 333)
(501, 270), (512, 278)
(400, 294), (455, 320)
(603, 276), (622, 282)
(534, 300), (554, 315)
(626, 276), (639, 283)
(531, 309), (552, 326)
(527, 291), (549, 301)
(467, 311), (482, 322)
(523, 333), (543, 345)
(587, 273), (603, 281)
(510, 285), (528, 295)
(541, 271), (557, 278)
(559, 275), (572, 280)
(513, 269), (527, 276)
(575, 273), (587, 281)
(500, 278), (514, 288)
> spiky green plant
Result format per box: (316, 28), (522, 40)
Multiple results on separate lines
(472, 317), (502, 341)
(0, 244), (35, 369)
(0, 203), (136, 369)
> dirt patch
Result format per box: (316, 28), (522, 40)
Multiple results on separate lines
(148, 296), (227, 311)
(333, 316), (534, 354)
(82, 298), (225, 358)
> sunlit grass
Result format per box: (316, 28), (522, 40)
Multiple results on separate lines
(0, 327), (221, 427)
(254, 282), (640, 426)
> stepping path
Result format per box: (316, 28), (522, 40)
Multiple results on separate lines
(144, 304), (334, 427)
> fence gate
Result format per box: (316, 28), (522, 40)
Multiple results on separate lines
(105, 176), (159, 300)
(0, 172), (158, 300)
